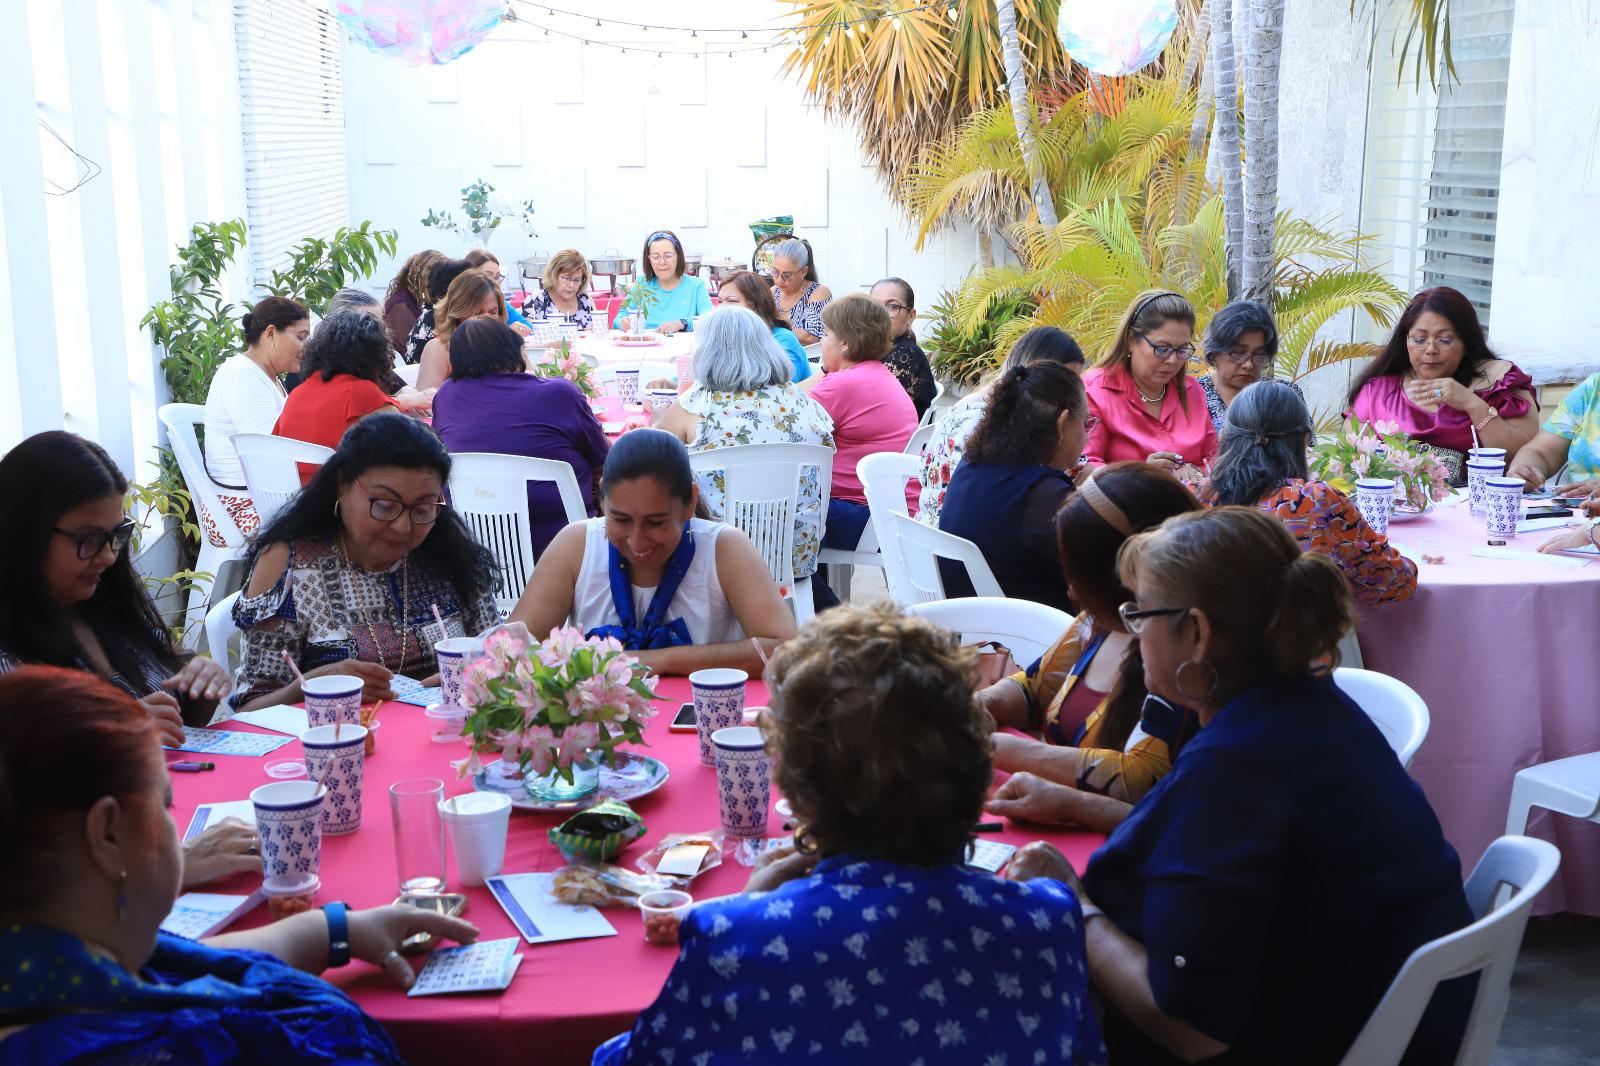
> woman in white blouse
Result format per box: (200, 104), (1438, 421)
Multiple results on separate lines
(203, 296), (309, 532)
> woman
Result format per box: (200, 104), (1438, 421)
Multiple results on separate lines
(231, 412), (501, 712)
(715, 269), (810, 382)
(510, 429), (796, 677)
(1348, 286), (1538, 480)
(869, 276), (936, 418)
(204, 296), (310, 533)
(653, 306), (835, 584)
(416, 271), (506, 391)
(593, 603), (1105, 1065)
(809, 294), (919, 609)
(769, 237), (831, 345)
(433, 318), (609, 558)
(525, 248), (597, 330)
(1508, 369), (1600, 499)
(274, 311), (399, 454)
(919, 325), (1086, 526)
(462, 248), (532, 332)
(938, 362), (1088, 611)
(402, 256), (471, 364)
(1197, 300), (1304, 433)
(1082, 290), (1216, 485)
(979, 463), (1203, 831)
(1003, 507), (1474, 1063)
(318, 288), (437, 415)
(611, 230), (712, 334)
(382, 248), (442, 353)
(1208, 380), (1417, 606)
(0, 667), (479, 1063)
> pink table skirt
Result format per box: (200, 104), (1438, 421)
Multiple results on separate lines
(174, 678), (1105, 1063)
(1359, 501), (1600, 915)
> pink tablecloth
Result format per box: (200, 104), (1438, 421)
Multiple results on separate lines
(1358, 501), (1600, 915)
(173, 679), (1105, 1063)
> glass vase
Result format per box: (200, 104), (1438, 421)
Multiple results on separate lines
(526, 750), (602, 803)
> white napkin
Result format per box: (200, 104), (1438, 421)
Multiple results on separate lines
(230, 704), (310, 736)
(1468, 547), (1591, 568)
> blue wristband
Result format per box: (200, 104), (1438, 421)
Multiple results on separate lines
(323, 901), (350, 968)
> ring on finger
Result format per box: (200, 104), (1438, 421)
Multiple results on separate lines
(380, 949), (403, 967)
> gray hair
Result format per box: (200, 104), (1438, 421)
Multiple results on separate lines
(1202, 300), (1279, 363)
(326, 288), (381, 317)
(772, 239), (810, 269)
(1208, 380), (1314, 507)
(693, 305), (792, 392)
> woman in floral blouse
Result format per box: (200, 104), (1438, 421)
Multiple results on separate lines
(653, 306), (835, 583)
(1206, 380), (1417, 606)
(230, 412), (501, 712)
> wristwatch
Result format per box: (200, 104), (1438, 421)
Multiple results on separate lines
(680, 318), (692, 332)
(323, 901), (351, 968)
(1586, 516), (1600, 549)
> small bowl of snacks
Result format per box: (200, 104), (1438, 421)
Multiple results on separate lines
(639, 889), (693, 946)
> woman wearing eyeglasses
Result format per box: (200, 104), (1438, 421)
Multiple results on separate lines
(769, 238), (832, 345)
(525, 248), (598, 331)
(230, 412), (500, 713)
(611, 230), (712, 335)
(1347, 286), (1538, 481)
(868, 277), (936, 418)
(1196, 301), (1304, 433)
(1081, 290), (1217, 488)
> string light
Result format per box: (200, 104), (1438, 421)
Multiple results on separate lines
(503, 0), (960, 39)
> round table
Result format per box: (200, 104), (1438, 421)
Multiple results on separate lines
(575, 331), (693, 367)
(1358, 498), (1600, 915)
(174, 679), (1105, 1063)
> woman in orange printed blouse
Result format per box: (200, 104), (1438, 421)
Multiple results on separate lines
(977, 463), (1203, 832)
(1206, 380), (1417, 606)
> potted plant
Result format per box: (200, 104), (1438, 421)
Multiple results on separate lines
(1310, 417), (1453, 513)
(527, 339), (598, 398)
(615, 276), (659, 336)
(422, 179), (537, 250)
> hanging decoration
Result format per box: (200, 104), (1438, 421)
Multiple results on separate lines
(333, 0), (505, 66)
(1056, 0), (1178, 77)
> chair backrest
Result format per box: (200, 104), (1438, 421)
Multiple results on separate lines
(1337, 836), (1561, 1066)
(594, 360), (679, 386)
(1333, 667), (1431, 768)
(204, 590), (242, 671)
(447, 452), (589, 616)
(858, 452), (922, 602)
(687, 442), (836, 592)
(917, 378), (947, 428)
(904, 596), (1074, 667)
(891, 512), (1004, 604)
(158, 403), (246, 549)
(232, 433), (335, 530)
(904, 422), (936, 456)
(393, 362), (421, 388)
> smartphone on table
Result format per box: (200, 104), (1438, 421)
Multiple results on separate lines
(669, 703), (696, 732)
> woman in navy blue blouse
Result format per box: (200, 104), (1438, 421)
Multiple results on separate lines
(594, 602), (1106, 1065)
(1001, 506), (1473, 1064)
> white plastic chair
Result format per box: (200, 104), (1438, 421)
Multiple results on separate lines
(204, 590), (242, 672)
(1337, 835), (1561, 1066)
(1506, 750), (1600, 836)
(688, 442), (835, 625)
(904, 597), (1073, 667)
(594, 361), (678, 386)
(1333, 667), (1431, 769)
(447, 453), (589, 617)
(904, 422), (936, 456)
(891, 513), (1004, 603)
(917, 379), (946, 428)
(393, 362), (421, 387)
(159, 403), (249, 646)
(232, 433), (334, 530)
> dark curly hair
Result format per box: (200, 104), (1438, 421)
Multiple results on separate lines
(299, 310), (393, 384)
(964, 361), (1087, 466)
(765, 601), (990, 866)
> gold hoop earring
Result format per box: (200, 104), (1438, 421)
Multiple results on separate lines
(793, 825), (819, 855)
(1175, 659), (1219, 701)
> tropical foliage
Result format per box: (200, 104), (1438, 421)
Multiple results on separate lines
(923, 290), (1036, 387)
(259, 221), (398, 315)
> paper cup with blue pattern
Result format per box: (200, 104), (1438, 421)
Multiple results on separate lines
(1354, 477), (1395, 538)
(301, 724), (368, 835)
(250, 779), (325, 897)
(434, 636), (485, 709)
(689, 668), (747, 767)
(1483, 476), (1524, 539)
(1466, 456), (1506, 517)
(711, 725), (772, 839)
(302, 674), (362, 729)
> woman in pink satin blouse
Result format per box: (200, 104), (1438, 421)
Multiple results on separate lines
(1081, 290), (1217, 488)
(1346, 286), (1538, 477)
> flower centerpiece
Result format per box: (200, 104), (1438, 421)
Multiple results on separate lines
(1310, 416), (1452, 512)
(457, 624), (658, 802)
(527, 339), (597, 398)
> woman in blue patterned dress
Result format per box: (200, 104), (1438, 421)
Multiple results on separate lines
(593, 602), (1106, 1065)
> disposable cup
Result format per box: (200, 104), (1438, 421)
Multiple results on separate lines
(690, 668), (747, 767)
(675, 354), (695, 391)
(425, 703), (468, 744)
(440, 791), (513, 887)
(302, 674), (362, 729)
(251, 779), (325, 897)
(1354, 477), (1395, 538)
(712, 725), (772, 839)
(646, 388), (677, 413)
(301, 724), (368, 835)
(640, 889), (693, 945)
(1484, 476), (1524, 539)
(434, 637), (484, 709)
(1467, 457), (1506, 517)
(614, 368), (641, 404)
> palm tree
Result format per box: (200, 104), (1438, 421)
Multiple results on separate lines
(1209, 0), (1245, 300)
(995, 0), (1057, 227)
(1241, 0), (1286, 306)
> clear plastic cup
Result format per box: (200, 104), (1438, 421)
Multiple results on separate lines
(639, 889), (693, 945)
(425, 703), (468, 744)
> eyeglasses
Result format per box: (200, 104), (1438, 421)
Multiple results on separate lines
(1406, 334), (1459, 350)
(648, 252), (678, 262)
(1117, 601), (1189, 634)
(557, 273), (585, 285)
(1218, 348), (1273, 369)
(880, 301), (911, 314)
(1140, 335), (1197, 362)
(1081, 413), (1102, 436)
(355, 482), (443, 525)
(55, 518), (136, 560)
(774, 269), (802, 283)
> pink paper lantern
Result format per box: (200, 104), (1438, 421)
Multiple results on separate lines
(333, 0), (504, 66)
(1058, 0), (1179, 77)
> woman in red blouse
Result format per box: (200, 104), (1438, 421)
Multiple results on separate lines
(274, 311), (399, 460)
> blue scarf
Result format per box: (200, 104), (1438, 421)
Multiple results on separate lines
(585, 523), (696, 650)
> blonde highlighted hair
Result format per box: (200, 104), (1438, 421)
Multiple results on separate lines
(434, 271), (505, 345)
(820, 293), (892, 363)
(542, 249), (591, 293)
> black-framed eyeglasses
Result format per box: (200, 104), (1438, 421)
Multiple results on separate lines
(55, 518), (136, 560)
(880, 301), (911, 314)
(1217, 348), (1273, 369)
(1139, 334), (1197, 362)
(1117, 601), (1189, 634)
(355, 482), (443, 525)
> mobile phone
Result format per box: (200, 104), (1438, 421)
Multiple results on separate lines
(394, 892), (468, 953)
(1524, 506), (1574, 519)
(669, 703), (696, 732)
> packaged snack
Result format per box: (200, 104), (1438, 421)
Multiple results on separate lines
(552, 861), (671, 908)
(636, 830), (726, 884)
(548, 799), (647, 863)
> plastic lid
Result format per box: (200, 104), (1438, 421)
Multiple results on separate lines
(439, 791), (512, 819)
(260, 873), (321, 898)
(264, 758), (308, 779)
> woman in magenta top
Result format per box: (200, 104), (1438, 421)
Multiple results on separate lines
(809, 294), (918, 609)
(1346, 286), (1538, 480)
(1081, 290), (1217, 488)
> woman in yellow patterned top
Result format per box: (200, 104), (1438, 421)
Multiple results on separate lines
(978, 462), (1203, 831)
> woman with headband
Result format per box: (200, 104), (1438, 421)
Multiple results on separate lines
(979, 462), (1203, 832)
(1081, 290), (1217, 487)
(611, 229), (712, 334)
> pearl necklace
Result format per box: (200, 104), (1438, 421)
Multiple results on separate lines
(1136, 382), (1168, 404)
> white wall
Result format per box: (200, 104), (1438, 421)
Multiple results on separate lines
(339, 0), (984, 325)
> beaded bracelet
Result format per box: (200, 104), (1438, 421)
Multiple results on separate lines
(1473, 407), (1500, 432)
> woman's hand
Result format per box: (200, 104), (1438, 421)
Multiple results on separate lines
(138, 691), (187, 747)
(394, 387), (436, 413)
(657, 320), (684, 335)
(1403, 375), (1474, 413)
(1145, 450), (1182, 471)
(348, 905), (480, 989)
(1508, 461), (1548, 493)
(303, 660), (395, 703)
(164, 656), (232, 702)
(986, 771), (1084, 826)
(182, 819), (261, 887)
(744, 839), (819, 894)
(1539, 524), (1595, 555)
(1554, 476), (1600, 500)
(1003, 840), (1085, 898)
(510, 321), (533, 337)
